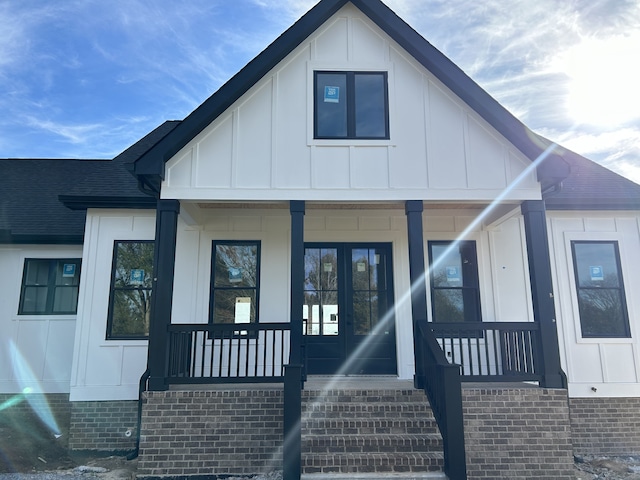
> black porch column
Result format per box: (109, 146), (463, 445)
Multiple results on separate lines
(521, 200), (565, 388)
(288, 200), (305, 366)
(405, 200), (428, 389)
(283, 200), (305, 480)
(147, 199), (180, 391)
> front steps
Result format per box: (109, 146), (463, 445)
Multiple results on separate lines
(301, 379), (446, 477)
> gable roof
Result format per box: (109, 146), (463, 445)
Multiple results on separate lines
(0, 121), (179, 244)
(132, 0), (570, 193)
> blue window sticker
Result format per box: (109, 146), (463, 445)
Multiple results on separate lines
(324, 86), (340, 103)
(590, 266), (604, 281)
(130, 269), (145, 285)
(446, 266), (461, 282)
(229, 267), (242, 283)
(62, 263), (76, 277)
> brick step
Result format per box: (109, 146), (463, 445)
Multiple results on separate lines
(303, 390), (427, 404)
(301, 473), (447, 480)
(301, 451), (445, 474)
(303, 402), (435, 418)
(304, 418), (440, 435)
(303, 433), (443, 454)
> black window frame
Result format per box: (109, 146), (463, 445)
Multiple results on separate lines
(428, 240), (482, 323)
(571, 240), (631, 338)
(314, 70), (390, 140)
(18, 258), (82, 315)
(209, 240), (261, 327)
(106, 240), (155, 340)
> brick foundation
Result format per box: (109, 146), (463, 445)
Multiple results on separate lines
(570, 397), (640, 456)
(68, 400), (138, 451)
(137, 389), (283, 478)
(462, 387), (574, 479)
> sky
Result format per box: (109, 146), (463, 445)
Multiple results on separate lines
(1, 0), (640, 183)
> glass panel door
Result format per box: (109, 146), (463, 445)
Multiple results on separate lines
(304, 243), (397, 375)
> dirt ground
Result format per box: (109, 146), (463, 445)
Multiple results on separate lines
(3, 406), (640, 479)
(0, 407), (136, 478)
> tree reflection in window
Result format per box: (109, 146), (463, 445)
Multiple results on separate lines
(303, 247), (338, 335)
(571, 241), (630, 337)
(428, 241), (481, 323)
(107, 241), (154, 339)
(210, 241), (260, 324)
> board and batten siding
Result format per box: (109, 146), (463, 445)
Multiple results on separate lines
(548, 211), (640, 397)
(161, 4), (539, 203)
(69, 210), (154, 401)
(0, 245), (81, 394)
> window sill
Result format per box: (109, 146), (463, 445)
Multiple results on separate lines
(308, 138), (395, 147)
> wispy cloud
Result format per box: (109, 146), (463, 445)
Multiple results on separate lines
(1, 0), (639, 182)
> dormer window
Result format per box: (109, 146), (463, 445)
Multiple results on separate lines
(314, 71), (389, 139)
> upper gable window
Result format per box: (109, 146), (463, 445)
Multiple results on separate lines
(314, 71), (389, 140)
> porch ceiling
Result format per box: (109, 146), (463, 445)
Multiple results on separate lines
(194, 201), (505, 211)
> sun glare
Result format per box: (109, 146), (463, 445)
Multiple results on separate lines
(559, 34), (640, 127)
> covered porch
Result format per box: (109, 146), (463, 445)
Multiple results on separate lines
(140, 197), (565, 480)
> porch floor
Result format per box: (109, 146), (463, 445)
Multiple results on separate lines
(167, 375), (539, 391)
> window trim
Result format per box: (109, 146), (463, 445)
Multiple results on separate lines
(570, 240), (631, 339)
(18, 258), (82, 315)
(106, 240), (155, 340)
(209, 240), (261, 326)
(427, 240), (482, 324)
(313, 70), (390, 140)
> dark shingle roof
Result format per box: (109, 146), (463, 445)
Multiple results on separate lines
(0, 121), (180, 244)
(546, 149), (640, 210)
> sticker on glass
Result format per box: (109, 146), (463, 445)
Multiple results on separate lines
(446, 266), (461, 282)
(130, 269), (145, 285)
(590, 266), (604, 281)
(229, 267), (242, 283)
(323, 263), (333, 273)
(62, 264), (76, 278)
(324, 86), (340, 103)
(357, 262), (367, 272)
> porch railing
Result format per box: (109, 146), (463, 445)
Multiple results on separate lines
(166, 323), (291, 384)
(430, 322), (542, 382)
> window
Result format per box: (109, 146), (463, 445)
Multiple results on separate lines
(19, 259), (81, 315)
(210, 241), (260, 324)
(428, 241), (481, 323)
(571, 241), (630, 338)
(314, 71), (389, 139)
(106, 241), (154, 339)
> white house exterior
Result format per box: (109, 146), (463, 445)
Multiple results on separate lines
(3, 1), (640, 478)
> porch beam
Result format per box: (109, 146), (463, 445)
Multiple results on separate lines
(521, 200), (565, 388)
(147, 199), (180, 391)
(405, 200), (428, 389)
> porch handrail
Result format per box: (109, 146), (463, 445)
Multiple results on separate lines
(166, 322), (291, 384)
(415, 320), (467, 480)
(430, 322), (542, 382)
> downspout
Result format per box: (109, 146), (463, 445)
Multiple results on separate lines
(127, 176), (160, 461)
(127, 368), (150, 460)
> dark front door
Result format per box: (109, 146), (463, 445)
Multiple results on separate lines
(303, 243), (397, 375)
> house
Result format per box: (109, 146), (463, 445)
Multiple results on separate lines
(2, 0), (640, 478)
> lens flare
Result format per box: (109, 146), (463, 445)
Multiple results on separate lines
(9, 341), (61, 437)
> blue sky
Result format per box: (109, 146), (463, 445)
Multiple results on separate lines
(2, 0), (640, 182)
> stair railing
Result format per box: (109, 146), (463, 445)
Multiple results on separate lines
(415, 319), (467, 480)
